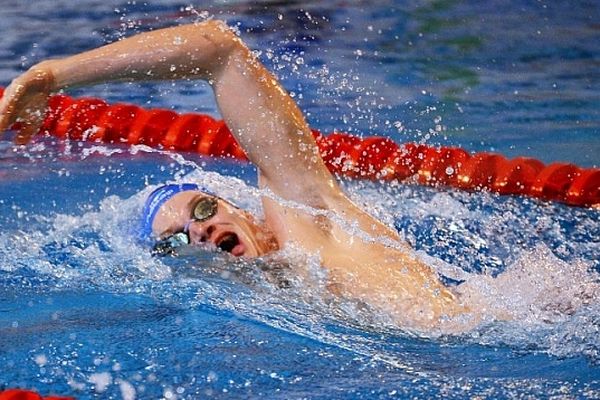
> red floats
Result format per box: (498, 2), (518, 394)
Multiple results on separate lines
(0, 389), (73, 400)
(382, 143), (428, 181)
(194, 118), (230, 157)
(530, 163), (582, 202)
(352, 136), (399, 178)
(128, 108), (178, 146)
(493, 157), (544, 195)
(418, 147), (470, 186)
(162, 113), (205, 151)
(89, 104), (144, 143)
(565, 168), (600, 207)
(39, 95), (74, 135)
(457, 153), (508, 191)
(0, 87), (598, 208)
(54, 98), (109, 140)
(320, 133), (362, 175)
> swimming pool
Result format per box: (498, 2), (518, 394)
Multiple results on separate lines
(1, 1), (599, 398)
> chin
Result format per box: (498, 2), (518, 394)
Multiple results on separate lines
(234, 220), (276, 257)
(237, 235), (268, 258)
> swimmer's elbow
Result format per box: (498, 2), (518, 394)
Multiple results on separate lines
(188, 20), (252, 76)
(200, 19), (234, 36)
(197, 20), (247, 55)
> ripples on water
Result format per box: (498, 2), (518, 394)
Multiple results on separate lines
(1, 0), (599, 398)
(1, 141), (599, 398)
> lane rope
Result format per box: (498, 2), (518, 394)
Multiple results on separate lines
(0, 388), (73, 400)
(1, 87), (598, 207)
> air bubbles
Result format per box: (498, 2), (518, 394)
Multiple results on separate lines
(393, 121), (405, 132)
(117, 379), (136, 400)
(183, 5), (209, 20)
(34, 354), (47, 367)
(206, 371), (218, 383)
(89, 372), (113, 393)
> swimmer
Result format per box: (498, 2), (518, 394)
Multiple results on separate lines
(0, 20), (476, 333)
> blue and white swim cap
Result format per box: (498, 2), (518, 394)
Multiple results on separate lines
(140, 183), (213, 238)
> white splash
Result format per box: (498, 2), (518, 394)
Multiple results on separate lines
(457, 244), (599, 327)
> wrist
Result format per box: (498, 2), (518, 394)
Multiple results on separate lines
(28, 60), (58, 92)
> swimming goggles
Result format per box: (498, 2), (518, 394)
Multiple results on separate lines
(151, 196), (219, 256)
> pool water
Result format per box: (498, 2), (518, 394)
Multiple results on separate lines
(1, 1), (599, 399)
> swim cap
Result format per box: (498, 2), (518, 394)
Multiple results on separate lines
(140, 183), (213, 238)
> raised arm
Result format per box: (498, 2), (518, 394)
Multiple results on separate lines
(0, 20), (400, 241)
(0, 21), (335, 200)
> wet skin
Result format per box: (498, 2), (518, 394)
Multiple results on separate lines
(152, 190), (278, 258)
(0, 20), (478, 333)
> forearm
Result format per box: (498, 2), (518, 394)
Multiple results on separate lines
(33, 21), (335, 195)
(1, 19), (400, 243)
(23, 20), (341, 205)
(36, 21), (236, 89)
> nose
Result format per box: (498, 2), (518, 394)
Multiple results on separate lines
(186, 221), (216, 244)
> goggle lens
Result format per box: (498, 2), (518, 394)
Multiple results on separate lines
(193, 197), (218, 222)
(152, 196), (219, 257)
(152, 232), (190, 256)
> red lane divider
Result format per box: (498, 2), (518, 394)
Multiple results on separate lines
(128, 108), (178, 146)
(456, 153), (507, 191)
(0, 88), (598, 207)
(54, 98), (108, 140)
(0, 389), (73, 400)
(530, 163), (582, 202)
(418, 146), (470, 186)
(566, 169), (600, 206)
(493, 157), (545, 196)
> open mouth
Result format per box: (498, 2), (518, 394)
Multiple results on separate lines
(215, 232), (245, 256)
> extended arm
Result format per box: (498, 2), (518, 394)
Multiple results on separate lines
(0, 20), (400, 241)
(0, 21), (335, 201)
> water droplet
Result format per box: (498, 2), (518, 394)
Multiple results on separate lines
(34, 354), (47, 366)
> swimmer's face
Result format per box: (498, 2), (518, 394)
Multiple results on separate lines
(152, 190), (277, 257)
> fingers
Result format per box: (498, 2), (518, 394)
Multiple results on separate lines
(0, 91), (46, 144)
(0, 67), (55, 142)
(0, 83), (26, 136)
(15, 115), (43, 145)
(0, 107), (18, 139)
(0, 114), (8, 134)
(14, 92), (49, 144)
(0, 90), (18, 134)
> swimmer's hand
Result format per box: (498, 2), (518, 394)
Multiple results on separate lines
(0, 63), (55, 144)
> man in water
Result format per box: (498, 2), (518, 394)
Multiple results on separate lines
(0, 20), (473, 333)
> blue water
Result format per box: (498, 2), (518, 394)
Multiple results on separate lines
(1, 1), (599, 399)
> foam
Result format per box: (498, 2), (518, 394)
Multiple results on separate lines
(1, 151), (598, 365)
